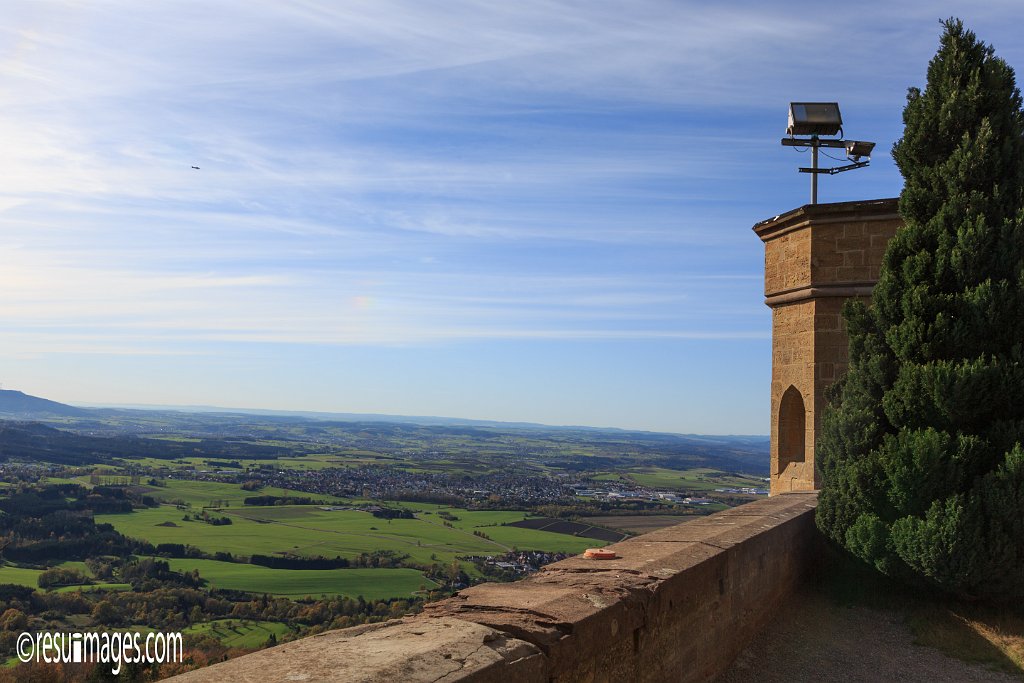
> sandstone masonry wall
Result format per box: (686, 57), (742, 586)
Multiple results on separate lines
(167, 493), (819, 683)
(755, 199), (901, 494)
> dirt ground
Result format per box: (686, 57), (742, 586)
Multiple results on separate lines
(717, 585), (1023, 683)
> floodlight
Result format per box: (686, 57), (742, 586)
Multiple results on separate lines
(845, 140), (875, 161)
(787, 102), (843, 137)
(781, 101), (874, 204)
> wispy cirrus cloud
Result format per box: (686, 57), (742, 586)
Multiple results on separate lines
(2, 1), (1022, 429)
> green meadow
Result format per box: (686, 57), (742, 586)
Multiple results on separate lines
(160, 558), (434, 599)
(57, 476), (607, 600)
(0, 565), (43, 589)
(184, 619), (297, 649)
(0, 561), (129, 593)
(90, 478), (351, 508)
(612, 467), (765, 492)
(98, 501), (600, 570)
(124, 452), (391, 472)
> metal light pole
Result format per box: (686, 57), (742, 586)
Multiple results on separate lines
(811, 136), (818, 205)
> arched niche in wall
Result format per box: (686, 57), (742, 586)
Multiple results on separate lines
(778, 385), (806, 472)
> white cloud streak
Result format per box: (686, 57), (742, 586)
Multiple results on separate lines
(1, 1), (1020, 356)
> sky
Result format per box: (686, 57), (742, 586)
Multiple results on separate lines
(2, 2), (1023, 435)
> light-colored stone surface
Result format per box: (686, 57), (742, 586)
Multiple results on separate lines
(164, 617), (546, 683)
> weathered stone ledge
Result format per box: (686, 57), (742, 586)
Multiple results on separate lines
(167, 493), (820, 683)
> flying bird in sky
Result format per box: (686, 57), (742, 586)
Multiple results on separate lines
(191, 165), (200, 169)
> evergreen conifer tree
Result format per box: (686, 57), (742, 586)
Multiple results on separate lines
(816, 19), (1024, 599)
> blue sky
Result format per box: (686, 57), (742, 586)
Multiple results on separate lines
(2, 2), (1023, 434)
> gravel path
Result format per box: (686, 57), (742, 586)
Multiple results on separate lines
(717, 586), (1022, 682)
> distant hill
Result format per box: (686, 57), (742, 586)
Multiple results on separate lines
(0, 390), (88, 418)
(76, 401), (768, 438)
(2, 391), (768, 473)
(0, 421), (292, 466)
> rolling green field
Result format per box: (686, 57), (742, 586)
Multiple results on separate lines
(98, 501), (600, 571)
(124, 452), (393, 472)
(160, 558), (434, 599)
(37, 476), (81, 485)
(184, 619), (297, 648)
(0, 561), (130, 593)
(85, 477), (351, 508)
(0, 565), (43, 589)
(610, 467), (766, 492)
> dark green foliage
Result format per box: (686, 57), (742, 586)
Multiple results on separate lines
(37, 566), (89, 589)
(817, 19), (1024, 599)
(0, 484), (152, 563)
(0, 421), (291, 466)
(249, 554), (350, 570)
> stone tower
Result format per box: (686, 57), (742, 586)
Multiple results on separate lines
(753, 199), (901, 495)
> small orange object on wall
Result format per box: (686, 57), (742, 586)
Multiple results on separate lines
(583, 548), (617, 560)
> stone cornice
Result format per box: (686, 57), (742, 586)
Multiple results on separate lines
(765, 281), (877, 306)
(753, 198), (900, 242)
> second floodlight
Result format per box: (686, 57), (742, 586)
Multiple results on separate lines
(845, 140), (875, 161)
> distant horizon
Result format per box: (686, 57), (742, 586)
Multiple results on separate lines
(64, 394), (770, 439)
(0, 387), (767, 438)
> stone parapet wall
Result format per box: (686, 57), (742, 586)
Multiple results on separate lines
(167, 493), (820, 683)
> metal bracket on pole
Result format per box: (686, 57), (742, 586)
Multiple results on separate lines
(780, 138), (847, 148)
(799, 161), (870, 175)
(782, 138), (870, 204)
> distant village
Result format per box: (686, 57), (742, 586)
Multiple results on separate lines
(1, 456), (768, 510)
(166, 463), (769, 508)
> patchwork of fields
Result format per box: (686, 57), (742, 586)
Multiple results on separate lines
(97, 503), (599, 566)
(0, 479), (611, 602)
(0, 406), (771, 664)
(87, 479), (605, 594)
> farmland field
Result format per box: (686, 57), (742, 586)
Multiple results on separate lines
(0, 565), (43, 589)
(97, 502), (603, 578)
(505, 518), (628, 542)
(126, 452), (394, 472)
(159, 558), (435, 599)
(92, 478), (351, 509)
(184, 619), (298, 648)
(232, 505), (603, 555)
(619, 467), (765, 492)
(0, 562), (127, 592)
(584, 515), (696, 534)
